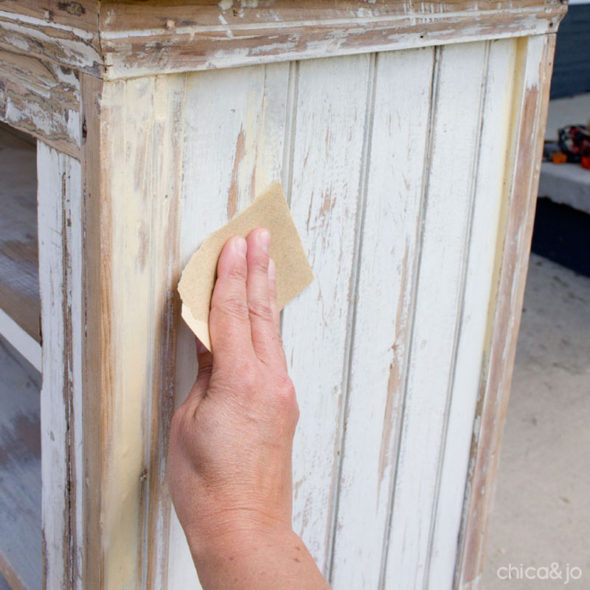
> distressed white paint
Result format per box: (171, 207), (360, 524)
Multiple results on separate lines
(170, 62), (291, 589)
(0, 307), (41, 371)
(281, 54), (372, 577)
(427, 38), (517, 589)
(37, 141), (83, 589)
(165, 38), (548, 589)
(383, 41), (489, 589)
(329, 47), (435, 589)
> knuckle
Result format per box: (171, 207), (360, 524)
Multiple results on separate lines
(227, 261), (247, 282)
(274, 375), (298, 415)
(248, 300), (273, 322)
(211, 297), (249, 322)
(251, 253), (269, 274)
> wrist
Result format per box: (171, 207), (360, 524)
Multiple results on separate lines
(184, 510), (294, 565)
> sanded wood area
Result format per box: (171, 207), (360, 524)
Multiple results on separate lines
(0, 1), (566, 80)
(0, 124), (40, 343)
(98, 0), (566, 79)
(0, 48), (82, 159)
(0, 336), (42, 590)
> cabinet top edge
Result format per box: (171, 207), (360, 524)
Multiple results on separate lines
(0, 1), (567, 80)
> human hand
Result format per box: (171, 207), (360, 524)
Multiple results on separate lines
(168, 228), (300, 560)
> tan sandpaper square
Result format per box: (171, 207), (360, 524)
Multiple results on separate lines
(178, 183), (314, 350)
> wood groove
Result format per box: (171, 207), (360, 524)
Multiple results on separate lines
(378, 44), (442, 590)
(423, 39), (491, 588)
(325, 50), (378, 585)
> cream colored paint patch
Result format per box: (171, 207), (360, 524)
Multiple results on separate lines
(178, 183), (313, 350)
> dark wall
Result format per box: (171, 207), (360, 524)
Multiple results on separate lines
(551, 4), (590, 99)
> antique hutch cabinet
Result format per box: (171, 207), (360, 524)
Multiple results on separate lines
(0, 1), (565, 588)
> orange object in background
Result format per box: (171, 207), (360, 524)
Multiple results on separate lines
(582, 156), (590, 170)
(552, 151), (568, 164)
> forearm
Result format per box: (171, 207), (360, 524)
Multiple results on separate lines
(189, 524), (330, 590)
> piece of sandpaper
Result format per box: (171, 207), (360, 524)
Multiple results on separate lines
(178, 183), (314, 350)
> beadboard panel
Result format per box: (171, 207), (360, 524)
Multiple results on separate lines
(170, 61), (292, 589)
(329, 46), (435, 590)
(383, 40), (490, 590)
(427, 38), (517, 590)
(156, 37), (543, 589)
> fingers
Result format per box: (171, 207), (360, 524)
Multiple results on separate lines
(209, 235), (254, 366)
(268, 258), (288, 370)
(268, 259), (280, 331)
(246, 229), (283, 365)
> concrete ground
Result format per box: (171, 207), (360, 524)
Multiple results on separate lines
(2, 253), (587, 589)
(483, 254), (590, 589)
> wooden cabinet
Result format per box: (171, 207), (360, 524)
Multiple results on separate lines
(0, 2), (565, 588)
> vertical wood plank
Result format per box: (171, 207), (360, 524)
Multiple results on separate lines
(38, 141), (82, 589)
(280, 53), (373, 577)
(169, 62), (291, 589)
(383, 41), (488, 590)
(329, 47), (435, 590)
(427, 39), (517, 590)
(80, 73), (188, 589)
(457, 34), (557, 590)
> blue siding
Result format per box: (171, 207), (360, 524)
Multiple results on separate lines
(551, 5), (590, 99)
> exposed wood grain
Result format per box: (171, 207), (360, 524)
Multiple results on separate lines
(98, 1), (566, 79)
(170, 61), (291, 589)
(456, 34), (557, 590)
(0, 125), (40, 343)
(0, 1), (566, 80)
(329, 46), (435, 590)
(79, 73), (188, 589)
(383, 41), (488, 590)
(37, 140), (82, 589)
(0, 336), (42, 590)
(427, 38), (517, 590)
(0, 1), (101, 75)
(0, 49), (81, 158)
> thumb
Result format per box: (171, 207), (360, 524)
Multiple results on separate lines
(189, 337), (213, 402)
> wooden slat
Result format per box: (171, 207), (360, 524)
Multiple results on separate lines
(329, 46), (435, 589)
(0, 125), (40, 344)
(98, 0), (566, 80)
(281, 54), (372, 576)
(0, 49), (82, 158)
(383, 41), (488, 589)
(457, 34), (557, 590)
(38, 141), (82, 588)
(0, 1), (101, 76)
(427, 38), (517, 589)
(0, 336), (42, 590)
(0, 1), (566, 80)
(79, 73), (191, 590)
(170, 61), (291, 589)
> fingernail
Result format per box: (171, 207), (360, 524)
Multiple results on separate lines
(258, 228), (270, 253)
(268, 258), (276, 281)
(233, 235), (247, 258)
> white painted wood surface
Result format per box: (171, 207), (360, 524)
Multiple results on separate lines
(428, 39), (516, 590)
(171, 61), (292, 589)
(164, 36), (540, 589)
(0, 336), (41, 590)
(37, 142), (83, 589)
(329, 46), (435, 590)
